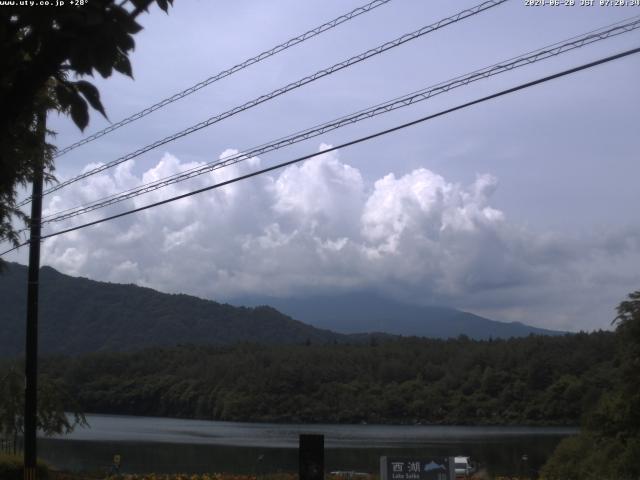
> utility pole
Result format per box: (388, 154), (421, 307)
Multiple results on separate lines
(24, 108), (45, 480)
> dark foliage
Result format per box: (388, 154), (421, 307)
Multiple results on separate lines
(540, 290), (640, 480)
(38, 331), (615, 426)
(0, 360), (87, 450)
(0, 453), (49, 480)
(0, 263), (344, 356)
(0, 0), (173, 251)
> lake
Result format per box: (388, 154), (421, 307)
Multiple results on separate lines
(37, 414), (577, 476)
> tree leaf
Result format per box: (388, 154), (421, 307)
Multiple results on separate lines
(128, 0), (151, 11)
(112, 5), (145, 33)
(74, 80), (107, 119)
(54, 83), (74, 111)
(69, 95), (89, 131)
(115, 29), (135, 53)
(113, 52), (133, 78)
(67, 46), (94, 76)
(93, 47), (114, 78)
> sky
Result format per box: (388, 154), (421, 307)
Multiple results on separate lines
(4, 0), (640, 331)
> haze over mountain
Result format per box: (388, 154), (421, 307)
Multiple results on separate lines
(0, 262), (562, 358)
(0, 262), (343, 357)
(235, 292), (563, 339)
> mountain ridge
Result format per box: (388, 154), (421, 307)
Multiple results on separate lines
(0, 262), (562, 358)
(234, 291), (563, 339)
(0, 262), (344, 357)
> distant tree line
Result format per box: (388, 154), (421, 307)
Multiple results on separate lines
(33, 330), (617, 426)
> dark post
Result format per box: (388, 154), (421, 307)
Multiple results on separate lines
(299, 434), (324, 480)
(24, 108), (45, 480)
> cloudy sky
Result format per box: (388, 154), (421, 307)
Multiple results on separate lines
(4, 0), (640, 331)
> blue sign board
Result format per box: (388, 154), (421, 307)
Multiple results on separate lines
(380, 456), (454, 480)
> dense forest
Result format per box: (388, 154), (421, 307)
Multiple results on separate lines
(0, 263), (346, 356)
(36, 331), (615, 426)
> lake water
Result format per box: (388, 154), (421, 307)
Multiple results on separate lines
(37, 414), (577, 476)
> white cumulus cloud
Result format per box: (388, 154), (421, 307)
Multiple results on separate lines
(7, 146), (638, 331)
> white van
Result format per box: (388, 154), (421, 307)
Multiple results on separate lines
(454, 456), (474, 477)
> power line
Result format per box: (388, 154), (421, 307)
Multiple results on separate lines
(53, 0), (393, 159)
(21, 0), (507, 205)
(38, 16), (640, 226)
(40, 16), (640, 223)
(4, 45), (638, 257)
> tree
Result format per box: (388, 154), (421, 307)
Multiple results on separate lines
(0, 0), (174, 256)
(540, 290), (640, 480)
(0, 362), (87, 453)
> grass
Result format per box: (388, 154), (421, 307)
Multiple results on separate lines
(0, 452), (50, 480)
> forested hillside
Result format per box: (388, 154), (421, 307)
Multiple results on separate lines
(39, 331), (615, 425)
(1, 263), (562, 358)
(0, 263), (343, 356)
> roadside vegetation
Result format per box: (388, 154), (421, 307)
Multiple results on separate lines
(0, 362), (86, 456)
(540, 290), (640, 480)
(0, 453), (49, 480)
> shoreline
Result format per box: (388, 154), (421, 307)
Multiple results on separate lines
(61, 412), (582, 430)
